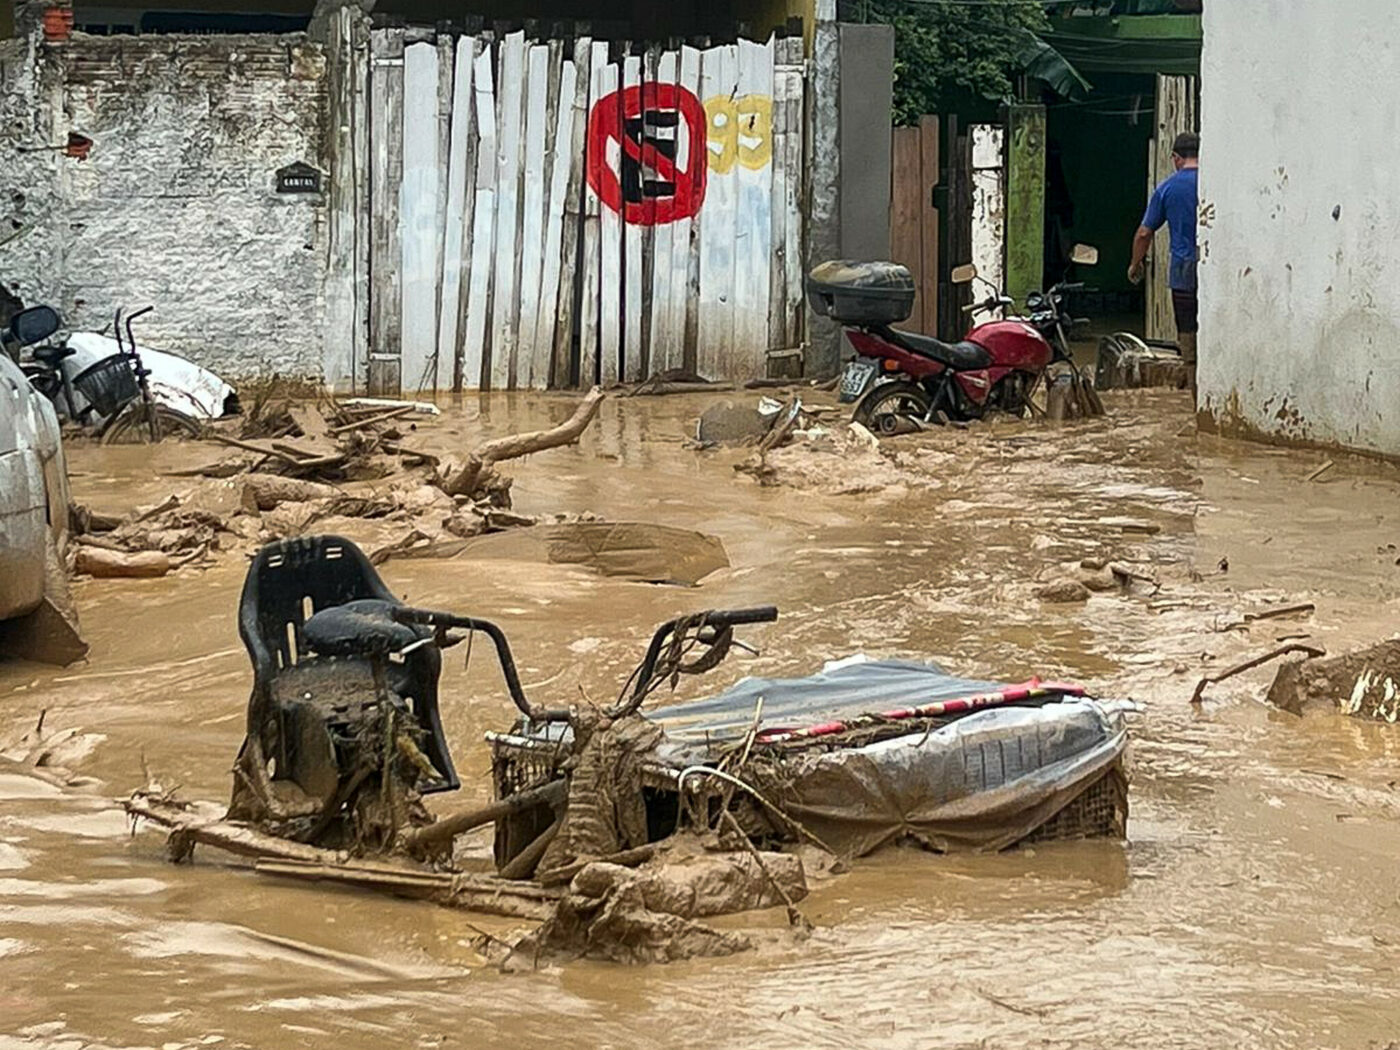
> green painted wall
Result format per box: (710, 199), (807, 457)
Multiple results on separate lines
(1005, 103), (1046, 305)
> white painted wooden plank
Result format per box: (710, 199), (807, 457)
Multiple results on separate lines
(536, 55), (577, 389)
(644, 49), (679, 374)
(767, 39), (789, 352)
(637, 46), (659, 379)
(517, 43), (550, 390)
(369, 27), (405, 395)
(579, 41), (609, 388)
(438, 36), (474, 394)
(552, 36), (593, 389)
(351, 14), (371, 393)
(677, 44), (701, 372)
(596, 58), (622, 387)
(731, 35), (773, 380)
(462, 44), (497, 390)
(697, 44), (737, 380)
(400, 40), (441, 395)
(490, 32), (527, 391)
(780, 37), (805, 350)
(969, 123), (1006, 326)
(451, 36), (482, 392)
(621, 52), (643, 383)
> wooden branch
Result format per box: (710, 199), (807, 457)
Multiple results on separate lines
(205, 433), (307, 466)
(438, 387), (605, 497)
(1190, 644), (1327, 705)
(329, 404), (415, 435)
(400, 778), (568, 854)
(125, 792), (349, 864)
(535, 843), (657, 887)
(474, 385), (605, 463)
(498, 817), (560, 881)
(255, 858), (561, 920)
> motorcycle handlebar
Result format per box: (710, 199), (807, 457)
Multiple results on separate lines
(612, 606), (779, 718)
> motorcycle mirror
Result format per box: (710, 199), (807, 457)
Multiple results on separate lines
(1070, 243), (1099, 266)
(950, 263), (978, 285)
(8, 305), (61, 347)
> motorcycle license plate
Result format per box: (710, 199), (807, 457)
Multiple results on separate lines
(838, 360), (878, 403)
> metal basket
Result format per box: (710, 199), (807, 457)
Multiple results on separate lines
(71, 353), (138, 418)
(1022, 764), (1129, 845)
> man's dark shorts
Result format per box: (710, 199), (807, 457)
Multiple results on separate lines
(1172, 288), (1198, 337)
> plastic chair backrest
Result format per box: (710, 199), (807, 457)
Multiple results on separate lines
(237, 535), (459, 792)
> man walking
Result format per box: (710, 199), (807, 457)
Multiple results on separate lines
(1129, 131), (1199, 402)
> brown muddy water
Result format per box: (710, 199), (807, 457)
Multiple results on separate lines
(4, 389), (1400, 1049)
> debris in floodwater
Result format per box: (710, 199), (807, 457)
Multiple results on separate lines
(448, 521), (730, 586)
(117, 537), (1131, 968)
(1268, 638), (1400, 719)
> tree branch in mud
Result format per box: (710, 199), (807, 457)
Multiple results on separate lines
(436, 386), (606, 499)
(1190, 643), (1327, 705)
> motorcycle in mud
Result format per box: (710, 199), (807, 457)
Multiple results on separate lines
(808, 244), (1102, 432)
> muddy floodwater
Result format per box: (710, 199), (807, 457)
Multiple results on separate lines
(4, 389), (1400, 1049)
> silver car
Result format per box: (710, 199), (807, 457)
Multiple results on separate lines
(0, 306), (71, 625)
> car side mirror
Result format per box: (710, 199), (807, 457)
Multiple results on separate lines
(9, 305), (61, 347)
(950, 263), (977, 285)
(1070, 243), (1099, 266)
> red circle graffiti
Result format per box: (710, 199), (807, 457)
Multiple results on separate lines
(586, 83), (707, 226)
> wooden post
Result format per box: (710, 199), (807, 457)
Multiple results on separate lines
(1146, 74), (1197, 342)
(368, 27), (406, 395)
(889, 125), (923, 327)
(1003, 102), (1046, 308)
(917, 114), (939, 336)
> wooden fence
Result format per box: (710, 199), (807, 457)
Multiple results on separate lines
(367, 27), (806, 394)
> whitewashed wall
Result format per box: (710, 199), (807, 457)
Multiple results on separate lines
(372, 28), (806, 393)
(0, 30), (331, 381)
(1199, 0), (1400, 455)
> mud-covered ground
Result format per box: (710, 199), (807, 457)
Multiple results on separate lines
(4, 388), (1400, 1049)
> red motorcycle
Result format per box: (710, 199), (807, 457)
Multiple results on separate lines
(808, 246), (1098, 431)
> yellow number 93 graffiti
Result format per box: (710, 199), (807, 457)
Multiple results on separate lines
(704, 94), (772, 173)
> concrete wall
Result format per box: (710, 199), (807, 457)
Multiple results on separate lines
(1198, 0), (1400, 456)
(0, 27), (335, 382)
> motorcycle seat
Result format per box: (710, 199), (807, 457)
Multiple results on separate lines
(31, 344), (75, 367)
(303, 598), (421, 659)
(889, 329), (992, 370)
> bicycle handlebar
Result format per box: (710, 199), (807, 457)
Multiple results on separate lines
(393, 604), (778, 724)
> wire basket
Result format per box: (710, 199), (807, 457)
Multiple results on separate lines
(72, 354), (139, 418)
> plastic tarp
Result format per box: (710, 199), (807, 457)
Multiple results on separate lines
(653, 657), (1017, 756)
(62, 332), (236, 420)
(650, 658), (1128, 856)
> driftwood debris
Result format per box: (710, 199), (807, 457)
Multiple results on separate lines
(255, 859), (562, 920)
(437, 386), (605, 498)
(401, 778), (568, 856)
(73, 547), (171, 579)
(1190, 643), (1327, 705)
(126, 791), (563, 920)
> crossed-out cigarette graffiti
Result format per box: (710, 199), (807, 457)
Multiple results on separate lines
(586, 85), (773, 226)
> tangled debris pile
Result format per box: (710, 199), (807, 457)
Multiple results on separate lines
(67, 388), (607, 575)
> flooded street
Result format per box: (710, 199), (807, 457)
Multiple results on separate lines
(4, 389), (1400, 1049)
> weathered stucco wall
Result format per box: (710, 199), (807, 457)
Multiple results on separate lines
(1, 28), (335, 381)
(1198, 1), (1400, 456)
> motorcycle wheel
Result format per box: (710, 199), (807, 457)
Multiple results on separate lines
(99, 403), (205, 445)
(852, 380), (933, 434)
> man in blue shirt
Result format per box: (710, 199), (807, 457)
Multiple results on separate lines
(1129, 131), (1199, 402)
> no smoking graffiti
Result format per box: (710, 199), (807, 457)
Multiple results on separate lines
(587, 84), (707, 226)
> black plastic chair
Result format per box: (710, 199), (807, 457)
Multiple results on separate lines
(237, 534), (459, 793)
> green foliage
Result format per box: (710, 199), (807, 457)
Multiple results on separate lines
(849, 0), (1053, 124)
